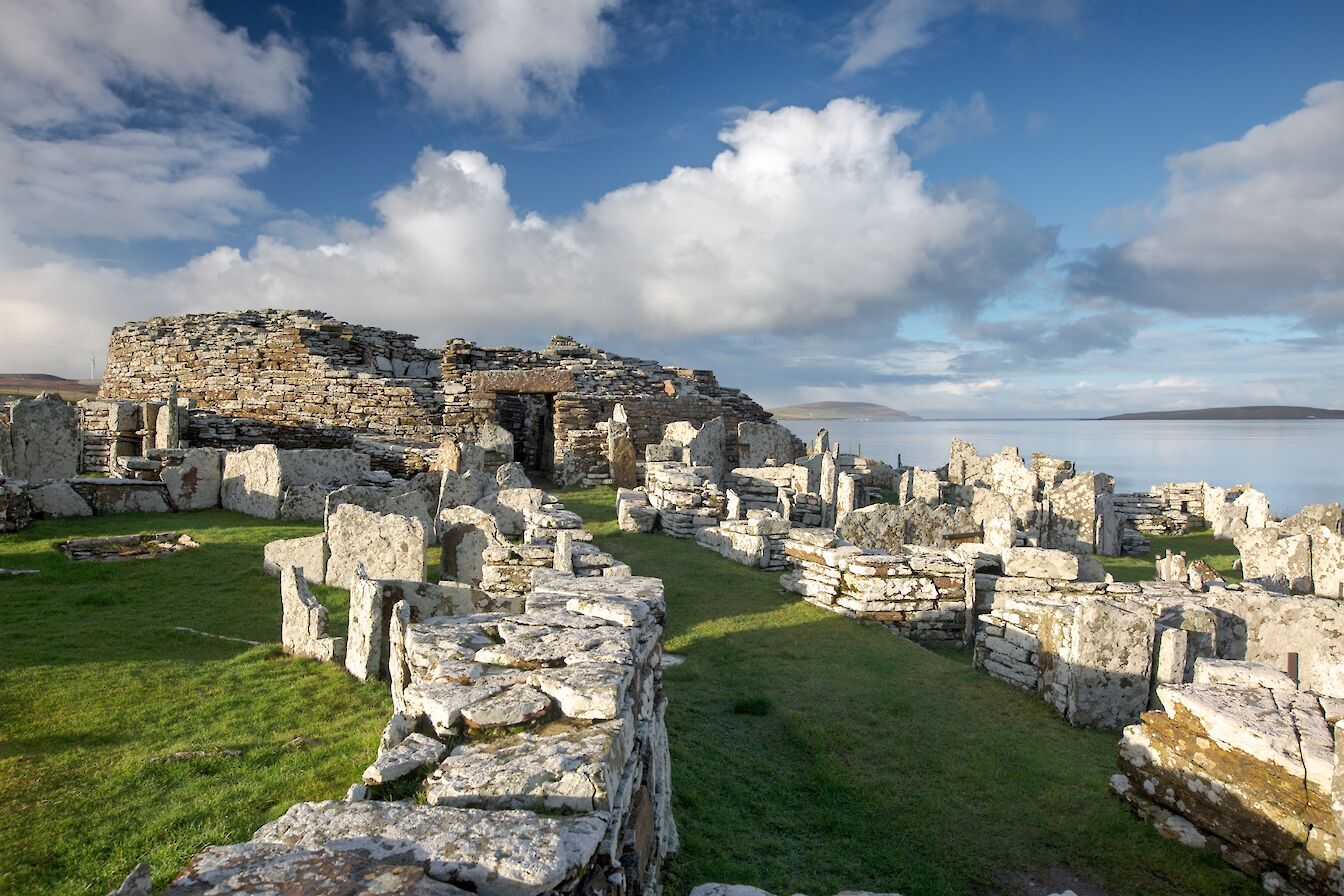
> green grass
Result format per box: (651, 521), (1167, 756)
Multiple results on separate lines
(0, 510), (390, 895)
(560, 488), (1258, 896)
(1098, 529), (1241, 583)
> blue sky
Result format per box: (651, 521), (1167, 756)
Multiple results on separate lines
(1, 0), (1341, 417)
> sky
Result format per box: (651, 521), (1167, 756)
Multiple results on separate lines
(0, 0), (1341, 418)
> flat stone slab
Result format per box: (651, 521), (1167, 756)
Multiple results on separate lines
(525, 665), (632, 720)
(426, 721), (629, 812)
(252, 800), (608, 896)
(477, 623), (637, 669)
(363, 733), (449, 785)
(565, 594), (650, 628)
(165, 841), (468, 895)
(460, 685), (552, 729)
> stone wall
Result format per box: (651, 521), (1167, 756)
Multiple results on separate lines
(101, 310), (445, 446)
(1112, 664), (1341, 895)
(780, 529), (972, 644)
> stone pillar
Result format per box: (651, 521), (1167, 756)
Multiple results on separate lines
(726, 489), (742, 521)
(820, 449), (838, 529)
(607, 404), (638, 489)
(554, 529), (573, 573)
(836, 473), (857, 526)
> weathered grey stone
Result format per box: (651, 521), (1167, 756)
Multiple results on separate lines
(363, 732), (448, 785)
(1001, 547), (1079, 580)
(737, 421), (800, 468)
(493, 488), (544, 537)
(687, 416), (726, 484)
(1193, 658), (1297, 693)
(971, 488), (1014, 549)
(459, 684), (551, 729)
(222, 445), (284, 518)
(0, 478), (32, 532)
(0, 417), (11, 478)
(164, 842), (465, 895)
(476, 622), (636, 669)
(27, 481), (92, 518)
(281, 566), (344, 662)
(325, 504), (426, 589)
(839, 501), (976, 552)
(495, 462), (531, 489)
(1283, 502), (1344, 536)
(525, 665), (631, 719)
(106, 863), (152, 896)
(253, 800), (607, 896)
(618, 497), (657, 533)
(263, 534), (328, 583)
(69, 478), (171, 514)
(1312, 528), (1344, 599)
(161, 448), (223, 511)
(8, 396), (79, 482)
(438, 506), (504, 586)
(279, 448), (369, 487)
(278, 483), (331, 521)
(427, 721), (627, 811)
(1065, 600), (1154, 728)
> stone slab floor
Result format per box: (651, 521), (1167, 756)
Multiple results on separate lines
(559, 488), (1260, 896)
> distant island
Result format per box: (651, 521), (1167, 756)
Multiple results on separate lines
(0, 373), (99, 401)
(770, 401), (919, 421)
(1102, 405), (1344, 421)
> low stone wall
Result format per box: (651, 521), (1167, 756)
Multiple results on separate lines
(780, 529), (972, 644)
(695, 516), (791, 571)
(155, 574), (676, 896)
(1112, 662), (1341, 895)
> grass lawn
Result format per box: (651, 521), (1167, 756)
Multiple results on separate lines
(1099, 530), (1242, 583)
(0, 510), (391, 895)
(560, 488), (1258, 896)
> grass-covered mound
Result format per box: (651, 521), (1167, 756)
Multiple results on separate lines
(560, 488), (1258, 896)
(0, 510), (390, 895)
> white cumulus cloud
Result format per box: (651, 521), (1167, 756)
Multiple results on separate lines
(1069, 80), (1344, 330)
(379, 0), (618, 122)
(0, 98), (1055, 374)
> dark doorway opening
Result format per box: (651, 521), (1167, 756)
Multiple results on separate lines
(494, 393), (554, 476)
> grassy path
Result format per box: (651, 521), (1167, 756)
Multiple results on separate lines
(560, 488), (1257, 896)
(0, 510), (390, 895)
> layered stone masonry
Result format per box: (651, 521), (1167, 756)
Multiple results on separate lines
(1112, 659), (1343, 896)
(780, 528), (972, 644)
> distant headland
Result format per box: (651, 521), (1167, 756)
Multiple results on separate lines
(770, 401), (919, 421)
(1101, 405), (1344, 421)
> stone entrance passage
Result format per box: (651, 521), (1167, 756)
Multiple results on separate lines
(494, 392), (554, 475)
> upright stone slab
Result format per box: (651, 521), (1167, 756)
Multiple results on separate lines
(607, 421), (638, 490)
(1065, 600), (1155, 728)
(325, 504), (426, 589)
(221, 445), (284, 518)
(738, 421), (800, 467)
(0, 417), (12, 478)
(687, 417), (726, 484)
(281, 566), (344, 663)
(438, 506), (504, 586)
(264, 533), (328, 583)
(161, 448), (223, 511)
(9, 396), (79, 482)
(820, 450), (838, 528)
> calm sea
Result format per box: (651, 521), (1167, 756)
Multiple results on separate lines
(780, 419), (1344, 517)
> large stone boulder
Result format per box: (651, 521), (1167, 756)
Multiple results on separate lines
(325, 504), (426, 589)
(8, 396), (79, 482)
(161, 448), (223, 511)
(222, 445), (284, 518)
(69, 478), (171, 514)
(737, 421), (800, 468)
(838, 501), (976, 552)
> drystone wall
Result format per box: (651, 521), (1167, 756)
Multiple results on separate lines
(153, 574), (676, 896)
(101, 310), (445, 445)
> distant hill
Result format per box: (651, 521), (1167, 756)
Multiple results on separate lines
(770, 401), (919, 421)
(0, 374), (99, 401)
(1102, 405), (1344, 421)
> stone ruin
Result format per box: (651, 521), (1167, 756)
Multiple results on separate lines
(141, 573), (675, 896)
(110, 437), (675, 895)
(96, 309), (782, 485)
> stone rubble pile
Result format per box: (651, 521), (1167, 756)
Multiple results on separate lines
(1112, 658), (1344, 895)
(57, 532), (199, 562)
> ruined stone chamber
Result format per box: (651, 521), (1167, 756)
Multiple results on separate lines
(97, 310), (782, 486)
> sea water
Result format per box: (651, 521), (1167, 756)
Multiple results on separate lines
(781, 418), (1344, 517)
